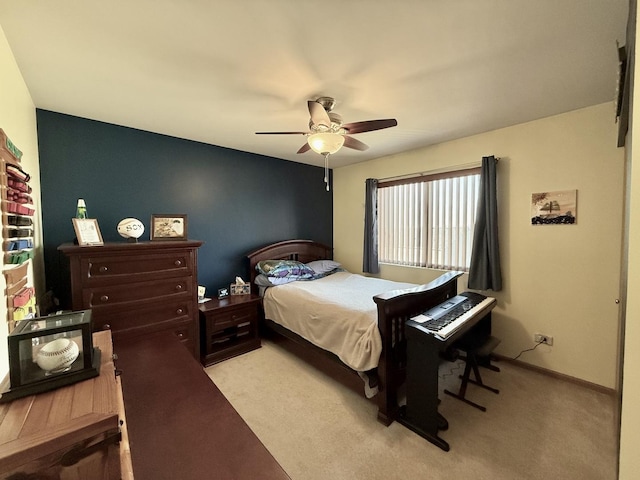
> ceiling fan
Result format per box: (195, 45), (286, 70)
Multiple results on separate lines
(255, 96), (398, 190)
(256, 96), (398, 154)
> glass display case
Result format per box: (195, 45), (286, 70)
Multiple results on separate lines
(1, 310), (101, 402)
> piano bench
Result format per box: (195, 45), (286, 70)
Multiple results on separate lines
(443, 335), (501, 412)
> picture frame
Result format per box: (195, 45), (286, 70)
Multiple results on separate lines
(72, 218), (104, 246)
(531, 190), (577, 225)
(150, 214), (188, 241)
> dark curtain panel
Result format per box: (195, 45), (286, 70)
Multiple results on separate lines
(468, 156), (502, 291)
(363, 178), (380, 273)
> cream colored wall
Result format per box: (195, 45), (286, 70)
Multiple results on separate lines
(0, 25), (42, 380)
(334, 102), (624, 388)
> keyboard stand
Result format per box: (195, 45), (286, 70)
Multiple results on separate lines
(398, 323), (451, 451)
(400, 297), (495, 452)
(398, 407), (450, 451)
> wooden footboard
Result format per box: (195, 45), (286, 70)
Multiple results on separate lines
(246, 239), (462, 426)
(373, 271), (462, 425)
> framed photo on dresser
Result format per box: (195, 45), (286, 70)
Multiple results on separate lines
(72, 218), (104, 246)
(150, 214), (188, 241)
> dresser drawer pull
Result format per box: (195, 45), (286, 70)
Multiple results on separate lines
(174, 259), (183, 267)
(176, 308), (184, 315)
(176, 332), (184, 338)
(100, 295), (109, 302)
(175, 284), (183, 291)
(103, 324), (111, 330)
(99, 266), (108, 273)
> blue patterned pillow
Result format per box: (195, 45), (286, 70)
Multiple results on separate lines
(256, 260), (315, 279)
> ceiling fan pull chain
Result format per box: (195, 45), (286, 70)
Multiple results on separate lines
(324, 153), (330, 191)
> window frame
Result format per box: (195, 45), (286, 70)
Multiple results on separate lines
(377, 166), (481, 272)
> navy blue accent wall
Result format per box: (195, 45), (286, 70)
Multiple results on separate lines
(37, 109), (333, 307)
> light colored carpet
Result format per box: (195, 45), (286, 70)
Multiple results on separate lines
(206, 339), (617, 480)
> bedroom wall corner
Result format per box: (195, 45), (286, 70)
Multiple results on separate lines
(0, 24), (42, 380)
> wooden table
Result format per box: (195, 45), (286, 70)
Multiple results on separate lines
(114, 331), (290, 480)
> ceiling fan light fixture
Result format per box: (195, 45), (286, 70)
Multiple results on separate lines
(307, 132), (345, 155)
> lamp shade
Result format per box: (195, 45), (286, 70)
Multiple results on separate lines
(307, 132), (345, 155)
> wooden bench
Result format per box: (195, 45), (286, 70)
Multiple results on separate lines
(114, 332), (291, 480)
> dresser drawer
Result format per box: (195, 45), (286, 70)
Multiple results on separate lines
(111, 318), (196, 355)
(209, 303), (258, 330)
(98, 301), (196, 351)
(91, 298), (193, 333)
(81, 251), (194, 285)
(83, 277), (193, 307)
(173, 321), (195, 349)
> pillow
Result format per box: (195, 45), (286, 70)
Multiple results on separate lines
(305, 259), (341, 275)
(256, 259), (315, 279)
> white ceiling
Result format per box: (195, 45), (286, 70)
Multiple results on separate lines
(0, 1), (629, 169)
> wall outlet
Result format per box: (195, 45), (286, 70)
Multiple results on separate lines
(534, 333), (554, 346)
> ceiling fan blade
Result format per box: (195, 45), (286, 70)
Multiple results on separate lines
(297, 143), (311, 154)
(255, 131), (308, 135)
(343, 135), (369, 151)
(308, 100), (331, 128)
(342, 119), (398, 135)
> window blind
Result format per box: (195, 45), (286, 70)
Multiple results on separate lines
(378, 171), (480, 271)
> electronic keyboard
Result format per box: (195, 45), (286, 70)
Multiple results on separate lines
(410, 291), (496, 340)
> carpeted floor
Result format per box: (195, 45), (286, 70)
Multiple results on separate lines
(205, 338), (617, 480)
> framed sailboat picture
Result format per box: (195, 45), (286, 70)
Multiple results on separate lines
(531, 190), (577, 225)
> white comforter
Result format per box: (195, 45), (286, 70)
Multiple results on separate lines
(263, 272), (415, 371)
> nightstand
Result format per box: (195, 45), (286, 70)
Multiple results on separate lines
(199, 294), (261, 366)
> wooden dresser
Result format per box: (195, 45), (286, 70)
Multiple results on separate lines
(58, 241), (203, 359)
(0, 331), (131, 479)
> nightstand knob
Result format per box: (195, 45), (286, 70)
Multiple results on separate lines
(175, 284), (183, 291)
(174, 260), (183, 267)
(103, 324), (111, 330)
(176, 332), (184, 338)
(99, 266), (108, 273)
(176, 308), (184, 315)
(100, 295), (109, 302)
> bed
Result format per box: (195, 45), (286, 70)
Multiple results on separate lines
(246, 239), (462, 425)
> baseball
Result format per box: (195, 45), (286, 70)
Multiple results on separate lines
(36, 338), (80, 373)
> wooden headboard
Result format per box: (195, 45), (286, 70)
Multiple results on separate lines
(246, 239), (333, 292)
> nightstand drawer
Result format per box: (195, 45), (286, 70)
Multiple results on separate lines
(210, 305), (257, 329)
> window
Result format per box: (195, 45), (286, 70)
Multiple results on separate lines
(377, 168), (481, 271)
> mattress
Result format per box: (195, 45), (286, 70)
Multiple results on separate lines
(262, 271), (415, 371)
